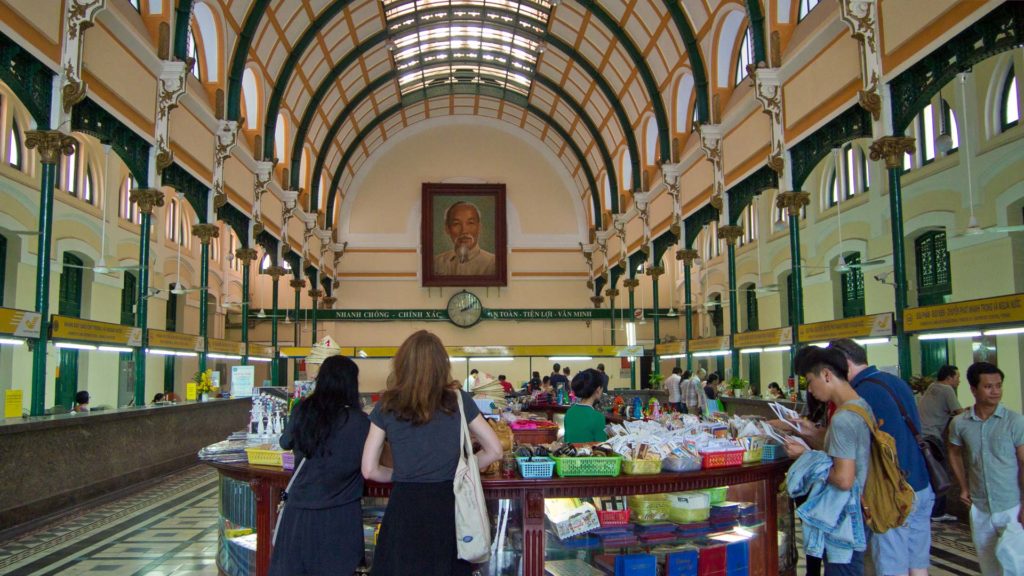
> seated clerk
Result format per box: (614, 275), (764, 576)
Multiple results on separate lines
(563, 369), (607, 444)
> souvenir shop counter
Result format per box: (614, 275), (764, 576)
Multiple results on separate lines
(206, 459), (794, 576)
(719, 397), (802, 420)
(522, 403), (625, 424)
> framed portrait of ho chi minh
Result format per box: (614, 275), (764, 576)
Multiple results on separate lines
(422, 183), (507, 287)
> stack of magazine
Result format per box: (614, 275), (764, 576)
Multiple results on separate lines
(197, 431), (253, 463)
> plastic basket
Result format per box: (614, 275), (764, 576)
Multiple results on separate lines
(667, 491), (711, 523)
(662, 454), (702, 473)
(597, 508), (631, 527)
(701, 449), (745, 469)
(627, 495), (671, 523)
(245, 447), (285, 467)
(622, 459), (662, 475)
(517, 456), (555, 479)
(742, 447), (764, 464)
(553, 455), (622, 477)
(703, 486), (729, 505)
(761, 444), (783, 462)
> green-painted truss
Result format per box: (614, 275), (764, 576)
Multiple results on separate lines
(255, 230), (279, 264)
(283, 250), (302, 279)
(173, 0), (195, 62)
(789, 104), (871, 191)
(683, 204), (719, 249)
(664, 1), (710, 125)
(71, 98), (150, 187)
(727, 165), (777, 225)
(0, 29), (53, 127)
(163, 162), (209, 223)
(216, 201), (250, 248)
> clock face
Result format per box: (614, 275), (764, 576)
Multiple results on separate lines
(447, 291), (483, 328)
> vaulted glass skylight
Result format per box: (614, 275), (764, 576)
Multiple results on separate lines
(382, 0), (555, 101)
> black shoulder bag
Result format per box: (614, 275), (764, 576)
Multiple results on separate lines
(866, 377), (952, 495)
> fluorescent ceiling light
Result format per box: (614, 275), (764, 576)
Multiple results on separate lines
(547, 356), (592, 361)
(98, 346), (133, 353)
(809, 342), (830, 348)
(660, 353), (687, 359)
(983, 326), (1024, 336)
(739, 347), (763, 354)
(0, 337), (25, 346)
(175, 351), (198, 357)
(918, 331), (981, 341)
(762, 346), (791, 353)
(249, 357), (272, 363)
(626, 322), (637, 347)
(147, 348), (178, 356)
(448, 357), (467, 362)
(357, 350), (368, 358)
(208, 353), (242, 360)
(55, 342), (97, 350)
(470, 357), (514, 362)
(692, 350), (730, 357)
(854, 338), (890, 346)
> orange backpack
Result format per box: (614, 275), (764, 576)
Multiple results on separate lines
(838, 404), (915, 534)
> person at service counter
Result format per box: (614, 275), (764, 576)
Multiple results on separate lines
(361, 330), (503, 576)
(563, 369), (608, 444)
(269, 355), (370, 576)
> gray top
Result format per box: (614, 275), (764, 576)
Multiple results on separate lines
(949, 404), (1024, 514)
(827, 398), (874, 491)
(369, 389), (481, 483)
(918, 382), (961, 439)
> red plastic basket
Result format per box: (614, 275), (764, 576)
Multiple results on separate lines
(701, 449), (745, 469)
(597, 508), (631, 527)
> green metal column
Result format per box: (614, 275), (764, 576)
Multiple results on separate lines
(130, 189), (165, 407)
(194, 225), (218, 373)
(678, 249), (697, 372)
(719, 226), (744, 378)
(650, 267), (662, 369)
(310, 273), (319, 342)
(606, 289), (618, 345)
(291, 278), (302, 381)
(266, 265), (287, 385)
(25, 131), (75, 416)
(776, 192), (808, 376)
(624, 277), (639, 390)
(870, 137), (916, 380)
(237, 249), (258, 365)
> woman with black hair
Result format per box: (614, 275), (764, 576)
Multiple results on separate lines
(563, 368), (607, 444)
(269, 355), (370, 576)
(704, 372), (720, 400)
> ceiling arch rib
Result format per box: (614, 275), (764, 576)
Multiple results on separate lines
(225, 0), (272, 122)
(322, 96), (601, 230)
(664, 0), (710, 124)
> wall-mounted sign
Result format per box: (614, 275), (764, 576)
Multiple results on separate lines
(687, 336), (731, 352)
(732, 327), (793, 349)
(208, 338), (245, 356)
(904, 293), (1024, 332)
(51, 315), (142, 346)
(148, 330), (201, 352)
(249, 344), (275, 358)
(293, 308), (670, 322)
(186, 382), (197, 401)
(799, 313), (893, 342)
(0, 308), (41, 338)
(5, 389), (22, 418)
(654, 341), (687, 355)
(231, 365), (255, 398)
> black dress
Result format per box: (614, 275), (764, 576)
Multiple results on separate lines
(269, 405), (370, 576)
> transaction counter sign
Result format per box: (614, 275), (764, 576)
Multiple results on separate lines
(208, 338), (245, 356)
(904, 293), (1024, 332)
(148, 329), (202, 352)
(732, 327), (793, 349)
(687, 336), (731, 352)
(0, 308), (41, 338)
(51, 315), (142, 346)
(798, 313), (893, 342)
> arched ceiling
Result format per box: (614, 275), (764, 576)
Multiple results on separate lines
(206, 0), (735, 232)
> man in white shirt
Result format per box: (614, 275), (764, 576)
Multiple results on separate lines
(463, 369), (479, 392)
(680, 369), (707, 417)
(664, 366), (683, 412)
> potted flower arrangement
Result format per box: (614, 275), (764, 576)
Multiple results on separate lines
(648, 372), (664, 390)
(192, 369), (215, 401)
(728, 376), (749, 398)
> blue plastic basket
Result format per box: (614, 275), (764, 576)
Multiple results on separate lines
(517, 456), (555, 479)
(761, 444), (783, 461)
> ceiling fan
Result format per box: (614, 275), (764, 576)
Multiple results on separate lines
(828, 147), (888, 273)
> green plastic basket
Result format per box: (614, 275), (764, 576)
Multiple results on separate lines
(703, 486), (728, 504)
(553, 455), (622, 477)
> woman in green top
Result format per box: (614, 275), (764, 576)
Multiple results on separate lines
(563, 369), (608, 444)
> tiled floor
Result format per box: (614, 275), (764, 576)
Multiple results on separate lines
(0, 466), (982, 575)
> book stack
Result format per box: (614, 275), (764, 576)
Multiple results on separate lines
(698, 544), (726, 576)
(709, 502), (740, 531)
(725, 540), (750, 576)
(635, 523), (677, 544)
(666, 548), (699, 576)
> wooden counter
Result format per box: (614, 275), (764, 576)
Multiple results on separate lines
(206, 459), (792, 576)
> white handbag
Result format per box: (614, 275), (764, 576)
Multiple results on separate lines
(454, 391), (492, 563)
(272, 456), (306, 546)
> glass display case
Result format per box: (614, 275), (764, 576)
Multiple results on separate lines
(208, 461), (794, 576)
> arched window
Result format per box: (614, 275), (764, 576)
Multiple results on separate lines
(187, 26), (201, 81)
(739, 205), (757, 246)
(1002, 66), (1019, 131)
(644, 118), (657, 167)
(744, 285), (759, 331)
(120, 272), (137, 325)
(318, 173), (327, 215)
(734, 26), (754, 87)
(840, 253), (865, 318)
(120, 176), (141, 224)
(82, 167), (94, 204)
(918, 103), (936, 164)
(915, 230), (951, 306)
(621, 151), (632, 192)
(799, 0), (821, 20)
(64, 147), (79, 196)
(260, 253), (272, 271)
(299, 148), (310, 196)
(211, 229), (221, 261)
(229, 233), (240, 271)
(275, 114), (287, 163)
(828, 144), (868, 206)
(166, 198), (179, 244)
(0, 234), (6, 306)
(674, 74), (694, 134)
(242, 68), (260, 131)
(938, 98), (959, 154)
(691, 104), (699, 132)
(128, 0), (141, 12)
(7, 119), (21, 169)
(192, 3), (219, 84)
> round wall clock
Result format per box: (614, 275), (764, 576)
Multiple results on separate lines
(447, 291), (483, 328)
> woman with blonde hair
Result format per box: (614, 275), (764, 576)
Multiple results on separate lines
(362, 330), (503, 576)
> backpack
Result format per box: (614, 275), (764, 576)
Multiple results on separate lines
(838, 404), (915, 534)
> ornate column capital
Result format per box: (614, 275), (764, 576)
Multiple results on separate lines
(590, 295), (605, 308)
(676, 249), (699, 265)
(622, 278), (640, 290)
(774, 191), (810, 217)
(308, 288), (323, 299)
(869, 136), (916, 169)
(321, 296), (336, 309)
(264, 265), (288, 281)
(605, 288), (619, 298)
(647, 266), (665, 278)
(191, 223), (220, 245)
(129, 188), (165, 215)
(289, 278), (306, 290)
(718, 225), (745, 246)
(24, 131), (77, 165)
(235, 248), (259, 266)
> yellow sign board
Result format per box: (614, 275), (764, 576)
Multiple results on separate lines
(0, 308), (41, 338)
(51, 315), (141, 346)
(186, 382), (197, 401)
(5, 389), (22, 418)
(148, 330), (201, 352)
(654, 341), (687, 355)
(280, 346), (311, 358)
(732, 327), (793, 349)
(249, 344), (276, 358)
(799, 313), (893, 342)
(687, 336), (731, 352)
(208, 338), (245, 356)
(904, 293), (1024, 332)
